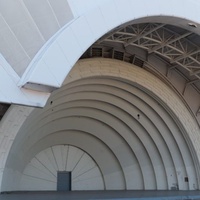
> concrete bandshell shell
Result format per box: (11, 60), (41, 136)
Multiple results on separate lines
(1, 58), (199, 191)
(19, 0), (200, 98)
(1, 0), (200, 193)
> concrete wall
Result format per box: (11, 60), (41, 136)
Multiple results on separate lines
(20, 145), (104, 191)
(1, 58), (199, 191)
(0, 0), (199, 194)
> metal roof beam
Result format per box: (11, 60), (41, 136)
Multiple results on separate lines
(148, 32), (192, 54)
(97, 28), (123, 44)
(187, 79), (200, 84)
(190, 69), (200, 76)
(172, 49), (200, 63)
(124, 24), (164, 47)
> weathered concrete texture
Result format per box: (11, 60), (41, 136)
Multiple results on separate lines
(2, 59), (200, 192)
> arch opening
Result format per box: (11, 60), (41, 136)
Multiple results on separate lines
(20, 145), (105, 191)
(2, 59), (199, 192)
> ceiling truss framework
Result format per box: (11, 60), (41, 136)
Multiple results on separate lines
(1, 23), (200, 122)
(97, 23), (200, 82)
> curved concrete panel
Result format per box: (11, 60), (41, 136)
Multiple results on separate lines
(51, 81), (190, 190)
(67, 59), (200, 174)
(56, 99), (175, 189)
(35, 131), (126, 190)
(2, 58), (200, 191)
(20, 145), (104, 191)
(19, 0), (200, 94)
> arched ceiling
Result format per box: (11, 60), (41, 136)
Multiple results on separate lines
(0, 1), (199, 124)
(3, 59), (200, 191)
(3, 76), (198, 191)
(97, 23), (200, 82)
(1, 21), (200, 124)
(81, 22), (200, 125)
(0, 1), (200, 195)
(20, 145), (104, 191)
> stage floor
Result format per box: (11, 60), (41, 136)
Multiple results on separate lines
(1, 190), (200, 200)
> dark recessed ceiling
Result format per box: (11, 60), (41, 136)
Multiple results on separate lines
(0, 103), (10, 121)
(81, 22), (200, 94)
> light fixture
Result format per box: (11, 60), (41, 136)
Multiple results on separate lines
(188, 22), (197, 28)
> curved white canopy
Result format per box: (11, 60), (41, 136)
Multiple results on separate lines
(1, 0), (200, 108)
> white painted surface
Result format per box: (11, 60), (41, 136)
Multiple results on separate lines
(20, 145), (104, 191)
(19, 0), (200, 102)
(0, 54), (50, 107)
(0, 0), (200, 192)
(0, 105), (33, 191)
(2, 59), (199, 191)
(0, 0), (74, 76)
(0, 0), (74, 106)
(1, 0), (200, 108)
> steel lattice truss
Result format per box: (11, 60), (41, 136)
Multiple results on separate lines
(98, 23), (200, 80)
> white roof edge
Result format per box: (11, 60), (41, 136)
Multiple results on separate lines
(0, 54), (50, 107)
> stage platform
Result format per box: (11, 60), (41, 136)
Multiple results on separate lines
(1, 190), (200, 200)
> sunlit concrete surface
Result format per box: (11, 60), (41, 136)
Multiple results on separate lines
(0, 1), (200, 198)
